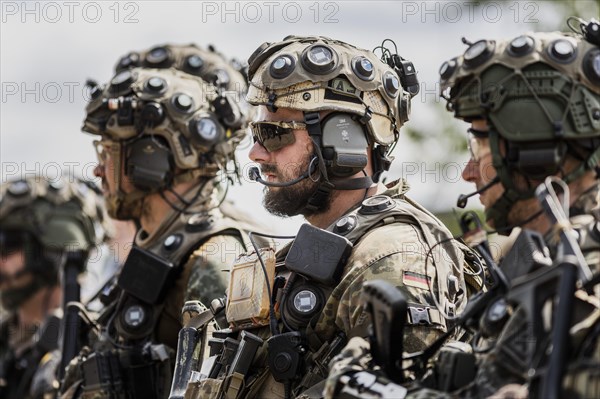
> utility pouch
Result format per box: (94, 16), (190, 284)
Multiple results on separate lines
(81, 351), (124, 397)
(226, 248), (276, 328)
(118, 245), (176, 304)
(285, 224), (352, 286)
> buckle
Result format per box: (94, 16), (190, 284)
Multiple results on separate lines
(408, 306), (431, 325)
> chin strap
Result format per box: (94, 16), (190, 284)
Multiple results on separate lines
(563, 144), (600, 184)
(331, 176), (373, 190)
(486, 130), (534, 235)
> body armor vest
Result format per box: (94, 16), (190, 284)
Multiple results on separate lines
(67, 202), (264, 399)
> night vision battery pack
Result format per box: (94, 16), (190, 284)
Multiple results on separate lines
(285, 224), (353, 286)
(118, 245), (176, 304)
(226, 248), (276, 328)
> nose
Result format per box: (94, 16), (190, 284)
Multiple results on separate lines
(461, 158), (478, 183)
(94, 164), (105, 179)
(249, 140), (270, 164)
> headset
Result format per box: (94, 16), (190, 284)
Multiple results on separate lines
(319, 112), (369, 178)
(123, 95), (241, 193)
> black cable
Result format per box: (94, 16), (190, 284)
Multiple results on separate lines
(158, 177), (211, 215)
(279, 273), (298, 332)
(487, 209), (544, 235)
(103, 295), (134, 350)
(362, 170), (370, 201)
(66, 301), (101, 332)
(284, 381), (292, 399)
(423, 236), (465, 322)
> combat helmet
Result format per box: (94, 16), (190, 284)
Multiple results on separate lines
(0, 175), (110, 309)
(440, 18), (600, 230)
(246, 36), (419, 210)
(83, 44), (251, 219)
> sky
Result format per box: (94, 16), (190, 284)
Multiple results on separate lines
(1, 0), (598, 234)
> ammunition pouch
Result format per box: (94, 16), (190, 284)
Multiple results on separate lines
(80, 344), (173, 399)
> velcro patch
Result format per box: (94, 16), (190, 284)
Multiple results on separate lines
(403, 271), (430, 290)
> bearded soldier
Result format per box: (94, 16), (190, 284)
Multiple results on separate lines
(327, 18), (600, 399)
(0, 176), (109, 399)
(60, 45), (265, 398)
(183, 36), (480, 399)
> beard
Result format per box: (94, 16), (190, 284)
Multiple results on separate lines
(261, 155), (330, 218)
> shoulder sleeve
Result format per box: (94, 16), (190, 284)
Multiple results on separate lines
(184, 233), (246, 306)
(318, 223), (447, 352)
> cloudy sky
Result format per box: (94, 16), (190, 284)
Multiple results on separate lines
(1, 0), (597, 233)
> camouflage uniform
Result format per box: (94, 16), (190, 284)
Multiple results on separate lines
(0, 176), (109, 399)
(328, 22), (600, 399)
(325, 186), (600, 398)
(60, 45), (265, 398)
(185, 36), (480, 399)
(460, 184), (600, 399)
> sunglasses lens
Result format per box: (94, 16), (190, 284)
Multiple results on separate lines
(251, 122), (296, 152)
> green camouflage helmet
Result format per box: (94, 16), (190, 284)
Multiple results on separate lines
(440, 28), (600, 144)
(440, 18), (600, 232)
(0, 176), (110, 251)
(246, 35), (418, 146)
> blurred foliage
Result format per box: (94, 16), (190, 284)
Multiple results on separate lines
(435, 209), (486, 237)
(404, 102), (468, 160)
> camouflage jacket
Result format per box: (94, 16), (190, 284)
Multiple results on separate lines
(326, 183), (600, 399)
(186, 179), (481, 399)
(462, 183), (600, 399)
(60, 192), (263, 399)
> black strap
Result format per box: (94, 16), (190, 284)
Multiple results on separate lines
(304, 112), (322, 145)
(305, 181), (335, 213)
(330, 176), (373, 190)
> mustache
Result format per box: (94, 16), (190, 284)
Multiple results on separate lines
(260, 164), (279, 175)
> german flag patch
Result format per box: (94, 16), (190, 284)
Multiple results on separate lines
(403, 271), (430, 290)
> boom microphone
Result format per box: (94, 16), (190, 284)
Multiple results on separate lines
(456, 177), (500, 208)
(249, 157), (318, 188)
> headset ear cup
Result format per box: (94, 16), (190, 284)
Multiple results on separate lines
(126, 137), (174, 192)
(320, 113), (369, 178)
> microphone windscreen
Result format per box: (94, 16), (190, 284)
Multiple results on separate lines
(456, 195), (468, 209)
(249, 167), (260, 181)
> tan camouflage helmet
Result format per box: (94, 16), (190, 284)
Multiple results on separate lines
(114, 43), (253, 133)
(84, 67), (245, 168)
(114, 43), (248, 94)
(246, 35), (419, 146)
(83, 66), (248, 218)
(0, 175), (110, 252)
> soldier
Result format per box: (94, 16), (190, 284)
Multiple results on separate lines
(184, 36), (480, 399)
(328, 18), (600, 399)
(60, 45), (265, 398)
(439, 18), (600, 399)
(0, 175), (109, 399)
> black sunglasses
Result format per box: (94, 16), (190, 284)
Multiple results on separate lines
(249, 121), (306, 152)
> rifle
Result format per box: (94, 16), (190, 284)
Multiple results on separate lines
(169, 300), (220, 399)
(330, 280), (409, 398)
(59, 250), (88, 380)
(534, 177), (592, 398)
